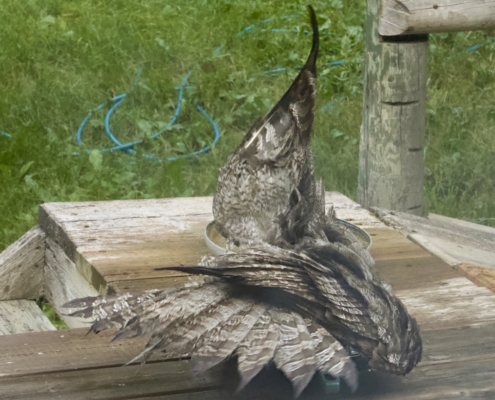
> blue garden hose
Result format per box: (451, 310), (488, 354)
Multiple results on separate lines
(5, 13), (486, 148)
(75, 70), (220, 162)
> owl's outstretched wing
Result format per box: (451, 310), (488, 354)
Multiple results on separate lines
(65, 280), (357, 396)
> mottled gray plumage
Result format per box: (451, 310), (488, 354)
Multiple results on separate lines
(64, 6), (421, 397)
(212, 6), (319, 247)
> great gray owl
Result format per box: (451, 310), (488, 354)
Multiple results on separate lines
(65, 6), (422, 397)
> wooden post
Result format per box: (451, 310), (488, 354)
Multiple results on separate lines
(358, 0), (428, 215)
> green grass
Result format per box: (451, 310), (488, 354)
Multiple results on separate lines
(1, 0), (495, 255)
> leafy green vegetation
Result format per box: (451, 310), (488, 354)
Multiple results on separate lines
(1, 0), (495, 255)
(36, 299), (68, 329)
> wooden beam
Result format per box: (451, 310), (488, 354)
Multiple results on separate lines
(380, 0), (495, 36)
(396, 276), (495, 330)
(371, 207), (495, 269)
(0, 328), (168, 376)
(39, 194), (387, 295)
(359, 0), (427, 215)
(44, 237), (99, 329)
(3, 323), (495, 399)
(0, 226), (45, 300)
(457, 263), (495, 294)
(0, 300), (55, 335)
(0, 369), (221, 400)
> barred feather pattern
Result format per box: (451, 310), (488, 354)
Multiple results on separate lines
(191, 240), (422, 376)
(236, 312), (279, 389)
(65, 283), (359, 394)
(212, 6), (319, 247)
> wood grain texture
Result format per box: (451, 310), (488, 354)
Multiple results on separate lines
(44, 237), (100, 328)
(39, 193), (385, 294)
(0, 328), (168, 377)
(396, 277), (495, 331)
(0, 225), (45, 300)
(373, 207), (495, 269)
(457, 263), (495, 294)
(1, 323), (495, 399)
(380, 0), (495, 36)
(0, 361), (220, 400)
(358, 0), (427, 215)
(20, 194), (495, 398)
(369, 229), (495, 331)
(327, 192), (386, 229)
(0, 299), (55, 335)
(373, 254), (458, 291)
(411, 233), (495, 269)
(369, 227), (432, 262)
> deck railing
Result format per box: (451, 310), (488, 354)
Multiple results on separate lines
(358, 0), (495, 215)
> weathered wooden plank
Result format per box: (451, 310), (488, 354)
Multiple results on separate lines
(413, 233), (495, 269)
(358, 0), (427, 215)
(40, 196), (214, 223)
(71, 216), (210, 293)
(38, 196), (214, 263)
(82, 227), (424, 295)
(2, 322), (493, 378)
(380, 0), (495, 36)
(396, 277), (495, 330)
(109, 275), (202, 294)
(39, 194), (375, 224)
(38, 194), (384, 294)
(372, 207), (495, 269)
(331, 322), (495, 399)
(368, 228), (432, 262)
(39, 194), (384, 248)
(374, 255), (458, 292)
(44, 237), (100, 328)
(3, 356), (495, 399)
(407, 233), (460, 266)
(1, 323), (495, 399)
(335, 358), (495, 399)
(429, 213), (495, 236)
(373, 208), (495, 255)
(0, 225), (45, 300)
(457, 263), (495, 294)
(0, 361), (220, 400)
(325, 192), (386, 229)
(0, 300), (55, 335)
(75, 219), (210, 279)
(0, 328), (164, 377)
(368, 230), (495, 331)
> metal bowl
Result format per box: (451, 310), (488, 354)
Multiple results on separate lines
(205, 220), (371, 255)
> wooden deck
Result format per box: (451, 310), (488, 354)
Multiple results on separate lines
(1, 192), (495, 399)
